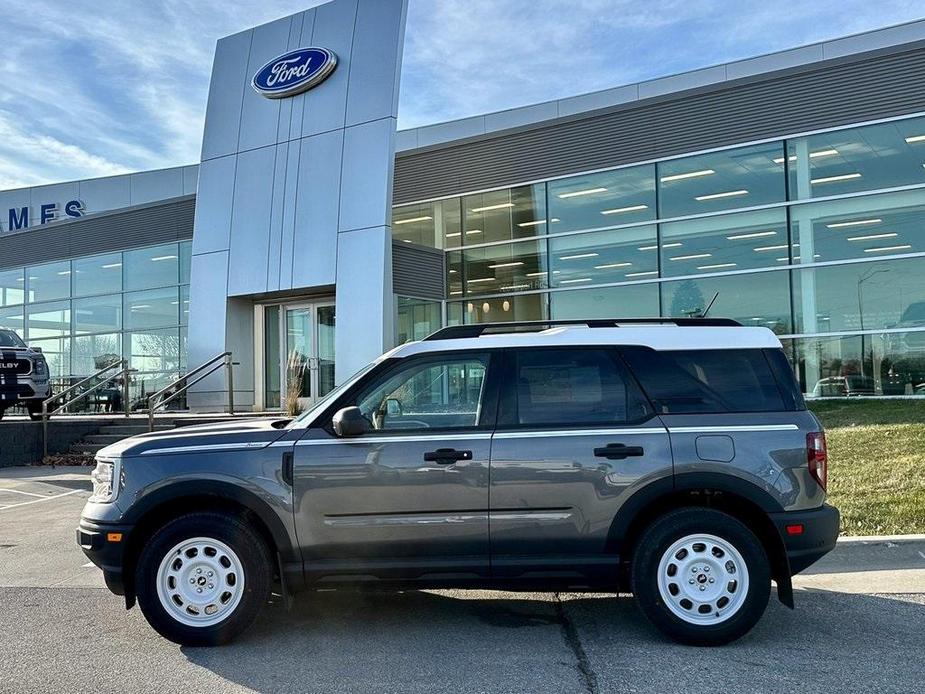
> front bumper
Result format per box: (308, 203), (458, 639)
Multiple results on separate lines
(770, 504), (840, 575)
(77, 519), (133, 596)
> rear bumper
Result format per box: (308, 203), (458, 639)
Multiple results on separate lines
(770, 504), (840, 575)
(77, 519), (133, 596)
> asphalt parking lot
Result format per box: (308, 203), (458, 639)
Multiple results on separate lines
(1, 466), (923, 694)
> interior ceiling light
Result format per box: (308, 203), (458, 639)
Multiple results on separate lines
(393, 215), (432, 225)
(811, 173), (861, 184)
(470, 202), (514, 213)
(846, 233), (898, 242)
(557, 187), (608, 199)
(600, 204), (648, 215)
(661, 242), (683, 249)
(726, 230), (776, 240)
(151, 255), (178, 262)
(594, 262), (632, 269)
(517, 220), (547, 227)
(670, 253), (712, 261)
(465, 229), (483, 235)
(638, 245), (658, 251)
(697, 263), (737, 270)
(695, 190), (748, 201)
(559, 253), (599, 260)
(826, 218), (882, 228)
(625, 270), (657, 277)
(904, 135), (925, 143)
(560, 277), (593, 284)
(863, 244), (912, 253)
(773, 148), (839, 164)
(660, 169), (715, 182)
(488, 262), (524, 269)
(445, 232), (461, 238)
(754, 244), (789, 252)
(467, 277), (495, 283)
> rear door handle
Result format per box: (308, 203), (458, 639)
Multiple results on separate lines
(594, 443), (645, 460)
(423, 448), (473, 464)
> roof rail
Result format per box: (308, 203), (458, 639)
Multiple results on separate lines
(422, 318), (742, 341)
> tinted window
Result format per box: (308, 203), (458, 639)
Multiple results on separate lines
(511, 348), (652, 426)
(0, 329), (25, 347)
(355, 354), (489, 431)
(621, 347), (790, 413)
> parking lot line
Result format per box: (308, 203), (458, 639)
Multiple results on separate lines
(0, 489), (83, 511)
(0, 488), (48, 498)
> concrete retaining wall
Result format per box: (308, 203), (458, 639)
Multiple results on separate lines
(0, 420), (116, 467)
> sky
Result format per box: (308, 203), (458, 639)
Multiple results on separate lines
(0, 0), (923, 189)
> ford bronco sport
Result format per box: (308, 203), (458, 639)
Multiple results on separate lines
(0, 328), (52, 420)
(77, 319), (839, 646)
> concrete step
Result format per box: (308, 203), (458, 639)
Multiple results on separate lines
(97, 424), (172, 435)
(69, 442), (108, 455)
(82, 434), (135, 445)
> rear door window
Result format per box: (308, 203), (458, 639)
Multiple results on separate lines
(504, 348), (653, 427)
(620, 347), (792, 413)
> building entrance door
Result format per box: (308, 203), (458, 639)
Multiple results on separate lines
(261, 300), (335, 411)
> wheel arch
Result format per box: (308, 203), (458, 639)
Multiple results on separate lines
(609, 473), (793, 607)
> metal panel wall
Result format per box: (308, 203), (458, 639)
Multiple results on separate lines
(392, 241), (444, 299)
(0, 196), (194, 271)
(393, 47), (925, 204)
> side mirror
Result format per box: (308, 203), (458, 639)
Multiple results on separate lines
(332, 406), (369, 437)
(29, 346), (42, 353)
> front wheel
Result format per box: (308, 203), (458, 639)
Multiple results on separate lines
(135, 512), (272, 646)
(631, 507), (770, 646)
(26, 402), (44, 421)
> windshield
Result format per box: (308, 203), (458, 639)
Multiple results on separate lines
(0, 329), (26, 348)
(287, 360), (380, 429)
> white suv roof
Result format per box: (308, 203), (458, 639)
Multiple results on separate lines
(389, 320), (782, 359)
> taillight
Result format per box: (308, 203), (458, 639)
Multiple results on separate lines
(807, 431), (828, 491)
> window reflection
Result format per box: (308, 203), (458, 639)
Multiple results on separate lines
(452, 293), (548, 324)
(26, 261), (71, 303)
(26, 301), (70, 339)
(123, 287), (179, 331)
(73, 295), (122, 334)
(124, 243), (179, 291)
(72, 333), (121, 375)
(0, 268), (24, 307)
(392, 199), (461, 249)
(548, 165), (655, 232)
(396, 297), (442, 343)
(459, 240), (547, 296)
(73, 253), (122, 297)
(658, 142), (785, 218)
(463, 185), (546, 244)
(549, 226), (657, 287)
(551, 283), (659, 319)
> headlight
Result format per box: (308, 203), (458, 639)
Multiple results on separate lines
(89, 457), (121, 503)
(34, 358), (47, 375)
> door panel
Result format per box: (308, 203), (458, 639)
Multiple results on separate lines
(489, 347), (673, 580)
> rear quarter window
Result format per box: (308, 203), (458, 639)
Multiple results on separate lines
(620, 347), (797, 414)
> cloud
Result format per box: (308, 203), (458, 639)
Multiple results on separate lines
(1, 0), (924, 188)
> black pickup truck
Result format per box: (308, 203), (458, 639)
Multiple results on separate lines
(0, 328), (52, 420)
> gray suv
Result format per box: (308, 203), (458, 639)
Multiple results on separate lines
(0, 328), (52, 420)
(77, 319), (839, 647)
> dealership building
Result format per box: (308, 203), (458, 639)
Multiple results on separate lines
(2, 2), (925, 411)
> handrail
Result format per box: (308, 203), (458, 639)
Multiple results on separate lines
(146, 352), (236, 431)
(41, 360), (135, 460)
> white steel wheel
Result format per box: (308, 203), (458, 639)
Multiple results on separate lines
(656, 533), (749, 626)
(155, 536), (245, 628)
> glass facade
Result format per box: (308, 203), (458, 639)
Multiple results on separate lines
(0, 241), (191, 409)
(392, 114), (925, 397)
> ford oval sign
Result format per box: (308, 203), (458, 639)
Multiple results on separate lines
(252, 47), (337, 99)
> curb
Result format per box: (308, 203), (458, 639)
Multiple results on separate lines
(838, 534), (925, 543)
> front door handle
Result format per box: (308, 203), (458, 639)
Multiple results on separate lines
(594, 443), (645, 460)
(423, 448), (473, 464)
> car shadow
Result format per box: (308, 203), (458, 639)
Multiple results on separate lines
(180, 588), (925, 694)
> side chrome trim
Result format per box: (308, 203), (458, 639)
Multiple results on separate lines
(323, 513), (487, 527)
(139, 441), (269, 456)
(667, 424), (800, 434)
(296, 432), (494, 446)
(490, 511), (573, 522)
(493, 427), (665, 439)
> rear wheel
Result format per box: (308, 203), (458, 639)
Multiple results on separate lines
(135, 512), (272, 646)
(26, 402), (43, 421)
(631, 507), (770, 646)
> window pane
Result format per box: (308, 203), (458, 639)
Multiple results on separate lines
(179, 241), (192, 284)
(548, 165), (655, 233)
(513, 348), (651, 426)
(392, 198), (461, 249)
(27, 337), (68, 379)
(661, 208), (788, 276)
(26, 301), (70, 340)
(661, 271), (791, 333)
(72, 253), (122, 297)
(658, 142), (785, 218)
(125, 328), (181, 372)
(180, 285), (189, 325)
(447, 250), (463, 298)
(551, 283), (660, 319)
(72, 333), (121, 375)
(26, 261), (70, 303)
(123, 243), (179, 291)
(463, 184), (546, 244)
(396, 297), (442, 344)
(460, 240), (547, 296)
(73, 295), (121, 334)
(0, 268), (24, 306)
(791, 331), (925, 397)
(789, 189), (925, 264)
(356, 355), (489, 431)
(124, 287), (179, 330)
(454, 292), (548, 324)
(622, 347), (789, 413)
(787, 116), (925, 200)
(793, 257), (925, 334)
(0, 306), (24, 334)
(550, 226), (657, 287)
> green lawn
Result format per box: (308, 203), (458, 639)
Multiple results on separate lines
(809, 400), (925, 535)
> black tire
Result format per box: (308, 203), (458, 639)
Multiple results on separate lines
(26, 403), (43, 421)
(135, 512), (273, 646)
(0, 407), (4, 420)
(631, 507), (770, 646)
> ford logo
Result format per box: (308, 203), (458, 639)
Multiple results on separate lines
(252, 47), (337, 99)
